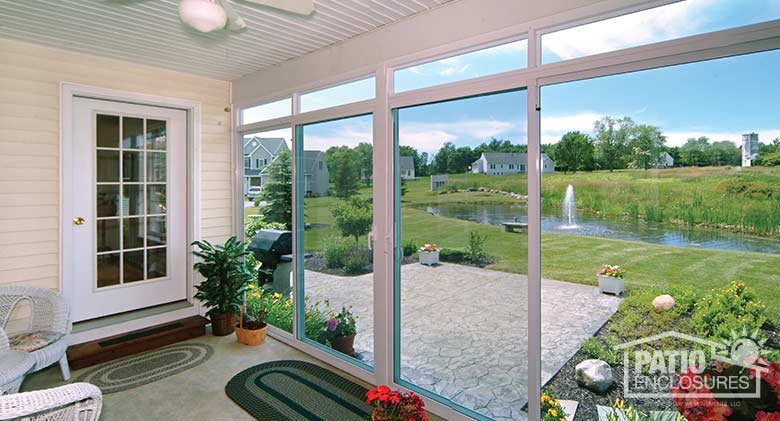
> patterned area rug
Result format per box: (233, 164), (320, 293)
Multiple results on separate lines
(75, 342), (213, 394)
(225, 360), (372, 421)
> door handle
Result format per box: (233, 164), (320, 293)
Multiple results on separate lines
(73, 217), (86, 226)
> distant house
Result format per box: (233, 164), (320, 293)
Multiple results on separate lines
(656, 152), (674, 168)
(243, 137), (290, 194)
(302, 151), (329, 197)
(399, 156), (415, 179)
(430, 174), (449, 191)
(471, 152), (555, 175)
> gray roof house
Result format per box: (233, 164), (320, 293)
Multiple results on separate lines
(399, 156), (415, 179)
(471, 152), (555, 175)
(656, 151), (674, 168)
(243, 137), (289, 194)
(302, 150), (329, 197)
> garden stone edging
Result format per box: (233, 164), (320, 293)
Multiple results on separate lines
(596, 405), (685, 421)
(438, 187), (528, 200)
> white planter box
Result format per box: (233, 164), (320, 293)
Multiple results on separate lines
(418, 250), (440, 266)
(598, 275), (624, 295)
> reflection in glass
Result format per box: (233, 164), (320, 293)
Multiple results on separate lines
(122, 217), (144, 249)
(146, 119), (167, 150)
(147, 185), (166, 215)
(97, 253), (120, 288)
(122, 117), (144, 149)
(147, 216), (166, 247)
(147, 248), (167, 279)
(96, 150), (119, 183)
(123, 185), (143, 216)
(97, 185), (119, 217)
(122, 151), (143, 182)
(97, 219), (120, 252)
(123, 250), (145, 283)
(147, 152), (166, 182)
(96, 114), (119, 148)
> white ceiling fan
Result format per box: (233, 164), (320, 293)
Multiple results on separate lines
(178, 0), (314, 33)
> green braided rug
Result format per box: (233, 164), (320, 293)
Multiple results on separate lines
(225, 360), (372, 421)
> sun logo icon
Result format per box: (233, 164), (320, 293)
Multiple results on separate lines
(720, 328), (768, 365)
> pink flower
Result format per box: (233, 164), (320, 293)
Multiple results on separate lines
(326, 318), (339, 331)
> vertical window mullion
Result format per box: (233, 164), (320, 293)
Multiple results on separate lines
(527, 81), (542, 421)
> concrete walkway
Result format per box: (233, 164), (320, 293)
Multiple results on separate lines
(306, 263), (621, 420)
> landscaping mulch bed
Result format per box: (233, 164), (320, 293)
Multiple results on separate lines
(304, 253), (417, 276)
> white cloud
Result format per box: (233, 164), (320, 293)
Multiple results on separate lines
(398, 119), (519, 155)
(304, 126), (372, 151)
(541, 112), (602, 144)
(398, 128), (456, 155)
(439, 63), (471, 76)
(665, 129), (780, 147)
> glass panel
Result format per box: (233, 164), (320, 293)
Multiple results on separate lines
(96, 150), (119, 183)
(96, 185), (120, 217)
(147, 152), (166, 182)
(395, 90), (529, 419)
(240, 97), (292, 125)
(97, 253), (120, 287)
(96, 114), (119, 148)
(300, 77), (376, 113)
(300, 114), (374, 367)
(147, 248), (167, 279)
(147, 216), (166, 247)
(122, 185), (143, 216)
(394, 39), (528, 93)
(541, 0), (780, 64)
(147, 185), (166, 215)
(539, 50), (780, 419)
(123, 250), (145, 283)
(97, 219), (120, 252)
(146, 119), (167, 150)
(122, 151), (143, 182)
(122, 217), (144, 249)
(122, 117), (144, 149)
(242, 128), (294, 333)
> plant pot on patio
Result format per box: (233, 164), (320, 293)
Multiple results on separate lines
(597, 264), (625, 295)
(330, 334), (356, 356)
(210, 312), (236, 336)
(418, 244), (440, 266)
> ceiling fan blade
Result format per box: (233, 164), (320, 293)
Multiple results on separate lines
(241, 0), (315, 16)
(218, 0), (247, 30)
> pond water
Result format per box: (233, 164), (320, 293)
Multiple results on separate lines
(417, 203), (780, 255)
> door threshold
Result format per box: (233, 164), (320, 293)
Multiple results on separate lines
(70, 301), (197, 345)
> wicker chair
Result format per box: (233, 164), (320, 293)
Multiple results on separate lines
(0, 286), (71, 381)
(0, 383), (102, 421)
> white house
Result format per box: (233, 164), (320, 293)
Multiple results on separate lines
(302, 150), (330, 196)
(399, 156), (416, 179)
(656, 151), (675, 168)
(471, 152), (555, 175)
(243, 137), (289, 193)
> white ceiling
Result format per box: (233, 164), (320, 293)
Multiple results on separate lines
(0, 0), (453, 80)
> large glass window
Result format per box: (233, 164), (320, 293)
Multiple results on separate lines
(240, 98), (292, 125)
(297, 114), (375, 368)
(395, 90), (529, 419)
(541, 0), (780, 64)
(300, 77), (376, 113)
(241, 128), (294, 333)
(540, 50), (780, 419)
(394, 39), (528, 93)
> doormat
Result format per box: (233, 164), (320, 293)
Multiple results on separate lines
(75, 342), (213, 393)
(225, 360), (372, 421)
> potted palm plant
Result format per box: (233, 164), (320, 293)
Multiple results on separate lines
(597, 263), (625, 295)
(192, 236), (253, 336)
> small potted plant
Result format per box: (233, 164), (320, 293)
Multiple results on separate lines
(192, 236), (253, 336)
(235, 283), (268, 346)
(597, 263), (625, 295)
(366, 386), (427, 421)
(323, 305), (357, 356)
(418, 244), (439, 266)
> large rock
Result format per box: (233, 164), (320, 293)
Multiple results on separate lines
(652, 294), (676, 312)
(575, 359), (613, 394)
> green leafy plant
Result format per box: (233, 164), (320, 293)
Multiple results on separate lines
(258, 150), (292, 228)
(581, 336), (620, 366)
(244, 216), (287, 240)
(439, 248), (467, 263)
(322, 304), (358, 344)
(465, 231), (487, 263)
(540, 388), (568, 421)
(242, 283), (267, 329)
(343, 247), (370, 275)
(691, 280), (767, 342)
(324, 236), (353, 268)
(192, 236), (253, 317)
(332, 197), (372, 243)
(401, 239), (418, 257)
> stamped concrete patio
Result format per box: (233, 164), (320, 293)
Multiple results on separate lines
(306, 263), (621, 420)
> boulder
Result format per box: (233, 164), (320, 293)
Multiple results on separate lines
(652, 294), (675, 312)
(575, 359), (613, 394)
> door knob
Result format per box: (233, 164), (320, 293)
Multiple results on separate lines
(73, 217), (86, 226)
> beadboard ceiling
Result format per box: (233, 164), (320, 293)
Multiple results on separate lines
(0, 0), (453, 80)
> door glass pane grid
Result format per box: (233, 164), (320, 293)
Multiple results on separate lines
(95, 114), (168, 288)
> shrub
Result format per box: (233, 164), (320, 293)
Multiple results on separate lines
(401, 239), (418, 257)
(439, 248), (467, 263)
(691, 281), (767, 342)
(581, 336), (620, 366)
(344, 247), (370, 275)
(324, 236), (353, 269)
(465, 231), (487, 263)
(245, 216), (287, 240)
(332, 197), (372, 243)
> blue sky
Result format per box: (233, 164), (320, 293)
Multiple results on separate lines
(248, 0), (780, 155)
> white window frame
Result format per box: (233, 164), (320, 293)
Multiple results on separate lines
(233, 7), (780, 420)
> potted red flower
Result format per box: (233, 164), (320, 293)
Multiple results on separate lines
(366, 386), (427, 421)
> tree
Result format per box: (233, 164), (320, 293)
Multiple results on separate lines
(418, 152), (429, 176)
(449, 146), (478, 173)
(325, 146), (361, 198)
(706, 141), (740, 166)
(551, 131), (594, 173)
(474, 138), (526, 155)
(258, 150), (292, 228)
(355, 142), (373, 186)
(593, 116), (634, 171)
(679, 137), (710, 166)
(332, 198), (372, 244)
(627, 124), (666, 170)
(433, 142), (456, 174)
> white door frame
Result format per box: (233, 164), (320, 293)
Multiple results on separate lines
(60, 83), (202, 339)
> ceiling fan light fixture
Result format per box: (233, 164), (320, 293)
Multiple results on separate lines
(179, 0), (227, 33)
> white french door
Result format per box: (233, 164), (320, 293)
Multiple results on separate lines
(66, 97), (187, 322)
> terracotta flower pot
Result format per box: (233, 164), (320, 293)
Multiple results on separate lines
(210, 312), (236, 336)
(331, 334), (356, 356)
(235, 323), (268, 346)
